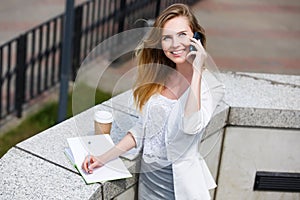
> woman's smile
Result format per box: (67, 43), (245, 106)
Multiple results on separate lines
(171, 49), (185, 56)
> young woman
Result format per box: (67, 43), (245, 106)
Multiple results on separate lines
(82, 3), (225, 200)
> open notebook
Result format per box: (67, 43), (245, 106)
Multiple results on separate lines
(65, 134), (132, 184)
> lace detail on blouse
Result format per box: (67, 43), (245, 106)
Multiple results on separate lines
(142, 94), (177, 164)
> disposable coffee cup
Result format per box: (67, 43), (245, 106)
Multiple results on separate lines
(94, 111), (113, 134)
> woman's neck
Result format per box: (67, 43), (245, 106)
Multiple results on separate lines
(161, 62), (193, 100)
(176, 62), (193, 83)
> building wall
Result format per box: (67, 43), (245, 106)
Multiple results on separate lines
(215, 127), (300, 200)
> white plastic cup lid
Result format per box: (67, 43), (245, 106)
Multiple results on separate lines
(94, 111), (113, 123)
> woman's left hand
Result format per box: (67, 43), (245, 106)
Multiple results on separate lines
(186, 37), (207, 73)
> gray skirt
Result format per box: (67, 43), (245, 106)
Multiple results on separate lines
(138, 159), (175, 200)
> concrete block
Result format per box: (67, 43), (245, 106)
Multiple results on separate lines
(113, 185), (138, 200)
(221, 72), (300, 128)
(216, 127), (300, 200)
(0, 147), (101, 200)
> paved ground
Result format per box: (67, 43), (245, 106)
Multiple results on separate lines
(0, 0), (85, 44)
(192, 0), (300, 75)
(0, 0), (299, 75)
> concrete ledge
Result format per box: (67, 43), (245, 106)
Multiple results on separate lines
(221, 72), (300, 128)
(13, 103), (140, 200)
(0, 147), (101, 200)
(1, 71), (299, 199)
(228, 107), (300, 128)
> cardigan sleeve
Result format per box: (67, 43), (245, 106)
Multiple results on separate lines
(128, 114), (144, 149)
(182, 70), (225, 134)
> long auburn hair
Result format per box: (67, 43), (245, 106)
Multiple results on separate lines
(133, 3), (206, 111)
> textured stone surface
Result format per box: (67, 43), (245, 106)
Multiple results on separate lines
(221, 72), (300, 110)
(113, 185), (138, 200)
(103, 173), (138, 200)
(221, 72), (300, 128)
(15, 103), (140, 200)
(16, 107), (95, 173)
(229, 107), (300, 128)
(0, 148), (101, 200)
(236, 72), (300, 87)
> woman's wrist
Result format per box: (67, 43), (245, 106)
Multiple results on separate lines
(192, 67), (202, 80)
(96, 155), (107, 165)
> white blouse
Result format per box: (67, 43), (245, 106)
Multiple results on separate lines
(129, 69), (225, 165)
(143, 94), (177, 165)
(129, 69), (225, 199)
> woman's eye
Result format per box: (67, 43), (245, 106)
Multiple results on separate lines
(178, 32), (187, 37)
(162, 36), (171, 41)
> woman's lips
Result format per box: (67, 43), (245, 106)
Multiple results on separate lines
(171, 49), (184, 57)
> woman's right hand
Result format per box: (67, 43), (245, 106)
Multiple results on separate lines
(187, 37), (207, 72)
(82, 155), (104, 174)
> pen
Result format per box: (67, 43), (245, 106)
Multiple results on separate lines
(88, 141), (91, 172)
(88, 152), (90, 170)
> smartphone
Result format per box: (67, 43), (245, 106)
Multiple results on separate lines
(189, 32), (202, 51)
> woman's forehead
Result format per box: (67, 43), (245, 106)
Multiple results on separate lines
(162, 16), (191, 34)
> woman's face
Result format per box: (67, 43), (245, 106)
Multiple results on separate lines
(161, 16), (193, 65)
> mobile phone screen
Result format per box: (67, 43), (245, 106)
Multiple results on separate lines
(190, 32), (202, 51)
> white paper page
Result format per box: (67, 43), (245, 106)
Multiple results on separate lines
(67, 135), (132, 184)
(64, 147), (75, 164)
(67, 137), (88, 165)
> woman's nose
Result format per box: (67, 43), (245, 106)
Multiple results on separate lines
(171, 37), (180, 48)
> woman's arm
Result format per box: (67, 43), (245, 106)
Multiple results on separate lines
(184, 69), (202, 116)
(184, 37), (206, 116)
(183, 38), (225, 134)
(182, 71), (225, 134)
(82, 132), (136, 174)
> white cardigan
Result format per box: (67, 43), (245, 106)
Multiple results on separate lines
(129, 69), (225, 200)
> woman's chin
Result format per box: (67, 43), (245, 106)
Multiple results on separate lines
(172, 57), (187, 64)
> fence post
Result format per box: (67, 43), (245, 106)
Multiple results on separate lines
(118, 0), (126, 33)
(155, 0), (161, 17)
(57, 0), (75, 123)
(15, 34), (27, 118)
(72, 5), (83, 81)
(109, 0), (126, 62)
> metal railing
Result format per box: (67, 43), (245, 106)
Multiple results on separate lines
(0, 0), (198, 122)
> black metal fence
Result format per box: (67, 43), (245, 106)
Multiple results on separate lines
(0, 0), (198, 122)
